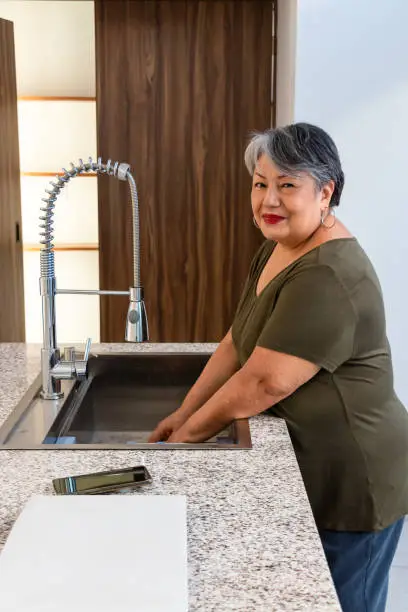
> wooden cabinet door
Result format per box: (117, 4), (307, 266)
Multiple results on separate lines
(95, 0), (273, 342)
(0, 18), (25, 342)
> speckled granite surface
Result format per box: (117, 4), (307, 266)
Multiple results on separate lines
(0, 343), (340, 611)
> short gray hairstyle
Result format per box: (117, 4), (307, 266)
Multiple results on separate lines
(244, 123), (345, 207)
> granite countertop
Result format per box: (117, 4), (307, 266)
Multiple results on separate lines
(0, 343), (340, 611)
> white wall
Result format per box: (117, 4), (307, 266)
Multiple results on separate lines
(276, 0), (297, 127)
(293, 0), (408, 404)
(0, 0), (95, 96)
(0, 1), (99, 344)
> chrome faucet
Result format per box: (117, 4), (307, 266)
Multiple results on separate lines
(39, 157), (148, 400)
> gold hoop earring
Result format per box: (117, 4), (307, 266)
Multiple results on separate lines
(253, 216), (260, 229)
(321, 208), (336, 229)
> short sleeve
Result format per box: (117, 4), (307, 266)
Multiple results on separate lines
(257, 265), (356, 372)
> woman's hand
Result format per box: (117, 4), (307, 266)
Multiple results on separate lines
(166, 426), (195, 444)
(148, 411), (188, 443)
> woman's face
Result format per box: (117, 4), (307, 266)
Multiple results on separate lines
(251, 154), (334, 247)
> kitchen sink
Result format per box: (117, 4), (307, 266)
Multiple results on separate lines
(0, 352), (252, 450)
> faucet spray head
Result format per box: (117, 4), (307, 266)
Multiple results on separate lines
(125, 287), (149, 342)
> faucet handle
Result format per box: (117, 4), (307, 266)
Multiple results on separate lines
(62, 340), (91, 363)
(63, 346), (75, 361)
(83, 337), (92, 361)
(73, 338), (92, 381)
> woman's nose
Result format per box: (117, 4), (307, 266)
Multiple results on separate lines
(263, 187), (280, 207)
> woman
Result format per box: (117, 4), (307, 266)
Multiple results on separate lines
(149, 123), (408, 612)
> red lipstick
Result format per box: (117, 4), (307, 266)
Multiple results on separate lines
(262, 214), (286, 225)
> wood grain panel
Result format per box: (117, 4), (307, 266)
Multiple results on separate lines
(95, 0), (273, 342)
(0, 18), (25, 341)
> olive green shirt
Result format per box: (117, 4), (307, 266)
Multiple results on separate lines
(232, 238), (408, 531)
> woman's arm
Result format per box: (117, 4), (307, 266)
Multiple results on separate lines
(148, 329), (240, 441)
(175, 328), (241, 421)
(167, 346), (319, 443)
(168, 264), (356, 443)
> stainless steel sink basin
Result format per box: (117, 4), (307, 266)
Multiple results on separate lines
(0, 352), (252, 450)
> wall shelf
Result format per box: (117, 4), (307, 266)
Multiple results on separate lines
(24, 243), (99, 252)
(21, 172), (96, 178)
(18, 96), (96, 102)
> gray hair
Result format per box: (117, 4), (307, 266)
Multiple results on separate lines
(244, 123), (345, 207)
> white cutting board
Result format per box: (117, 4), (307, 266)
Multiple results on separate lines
(0, 494), (188, 612)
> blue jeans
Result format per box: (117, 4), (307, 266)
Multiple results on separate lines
(319, 518), (405, 612)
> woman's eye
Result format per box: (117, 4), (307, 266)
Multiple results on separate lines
(281, 183), (295, 189)
(254, 182), (266, 189)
